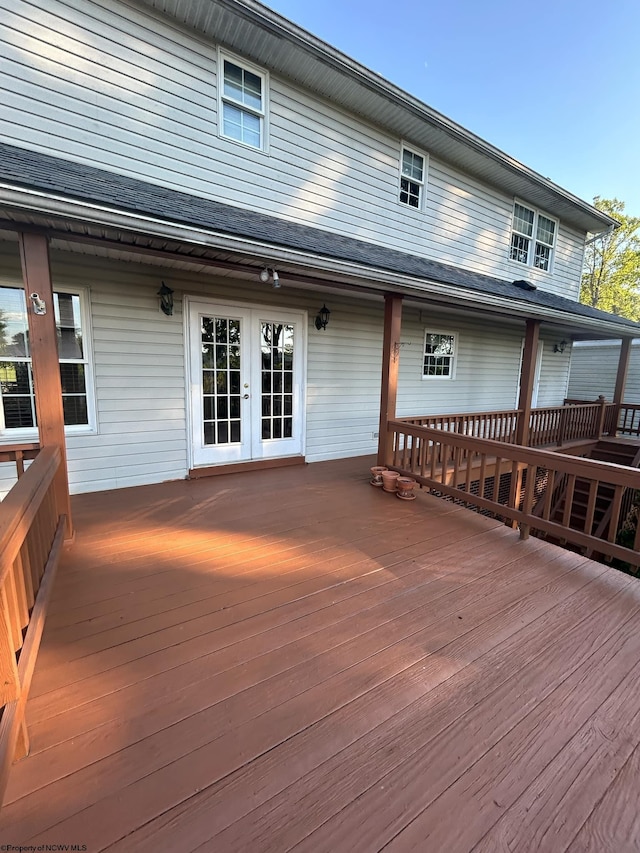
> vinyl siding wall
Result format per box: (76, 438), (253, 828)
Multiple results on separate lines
(0, 0), (584, 299)
(568, 341), (640, 402)
(0, 243), (572, 497)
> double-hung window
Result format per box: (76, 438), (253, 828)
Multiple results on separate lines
(219, 53), (266, 150)
(510, 202), (557, 272)
(399, 147), (425, 209)
(0, 285), (95, 437)
(422, 331), (456, 379)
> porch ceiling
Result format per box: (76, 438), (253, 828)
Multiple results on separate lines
(5, 457), (640, 849)
(0, 141), (637, 341)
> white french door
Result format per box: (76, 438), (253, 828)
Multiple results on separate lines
(188, 299), (305, 467)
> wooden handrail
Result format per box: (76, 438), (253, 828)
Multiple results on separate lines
(386, 420), (640, 568)
(0, 445), (65, 806)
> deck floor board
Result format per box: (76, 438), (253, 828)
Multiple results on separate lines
(2, 456), (640, 852)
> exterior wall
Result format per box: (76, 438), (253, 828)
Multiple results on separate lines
(568, 341), (640, 402)
(0, 0), (585, 299)
(0, 242), (573, 497)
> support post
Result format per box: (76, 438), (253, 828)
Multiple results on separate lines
(515, 319), (541, 447)
(377, 293), (403, 466)
(613, 337), (632, 436)
(18, 233), (73, 539)
(511, 319), (540, 530)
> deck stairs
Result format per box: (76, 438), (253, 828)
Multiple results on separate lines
(539, 441), (640, 549)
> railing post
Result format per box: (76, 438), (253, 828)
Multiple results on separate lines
(596, 395), (608, 439)
(557, 406), (568, 447)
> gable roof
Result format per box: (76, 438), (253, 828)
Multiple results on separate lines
(0, 141), (638, 338)
(137, 0), (616, 235)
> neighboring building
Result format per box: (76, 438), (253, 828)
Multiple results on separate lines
(0, 0), (637, 496)
(569, 340), (640, 402)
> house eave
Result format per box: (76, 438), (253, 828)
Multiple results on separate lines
(137, 0), (616, 235)
(0, 184), (636, 341)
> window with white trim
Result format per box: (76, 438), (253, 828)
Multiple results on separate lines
(399, 147), (425, 209)
(0, 286), (95, 436)
(422, 331), (456, 379)
(219, 53), (266, 150)
(510, 202), (557, 272)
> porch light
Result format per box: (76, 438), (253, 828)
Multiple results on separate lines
(553, 340), (567, 354)
(259, 267), (281, 288)
(29, 292), (46, 315)
(315, 304), (330, 331)
(157, 281), (174, 316)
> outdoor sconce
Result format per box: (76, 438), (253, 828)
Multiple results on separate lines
(157, 281), (174, 316)
(553, 340), (567, 354)
(29, 292), (46, 315)
(314, 304), (330, 331)
(259, 267), (281, 288)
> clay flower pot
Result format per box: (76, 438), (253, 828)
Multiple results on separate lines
(381, 470), (400, 493)
(396, 476), (417, 500)
(370, 465), (388, 487)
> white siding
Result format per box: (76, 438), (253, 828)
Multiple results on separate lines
(536, 341), (572, 407)
(396, 310), (570, 416)
(0, 243), (574, 497)
(568, 341), (640, 402)
(0, 0), (585, 299)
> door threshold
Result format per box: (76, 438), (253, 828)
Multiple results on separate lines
(188, 455), (306, 479)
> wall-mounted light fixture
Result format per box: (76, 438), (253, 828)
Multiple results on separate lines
(553, 340), (567, 354)
(29, 292), (46, 315)
(157, 281), (174, 316)
(259, 267), (281, 288)
(314, 304), (330, 331)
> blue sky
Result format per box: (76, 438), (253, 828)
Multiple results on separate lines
(264, 0), (640, 217)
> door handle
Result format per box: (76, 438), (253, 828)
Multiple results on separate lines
(243, 394), (250, 399)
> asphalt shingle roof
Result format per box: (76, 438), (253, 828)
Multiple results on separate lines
(1, 142), (638, 334)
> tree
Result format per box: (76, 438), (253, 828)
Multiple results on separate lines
(580, 197), (640, 321)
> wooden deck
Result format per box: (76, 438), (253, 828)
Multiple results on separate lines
(2, 456), (640, 851)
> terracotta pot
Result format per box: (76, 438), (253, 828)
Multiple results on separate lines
(381, 470), (400, 492)
(370, 465), (388, 487)
(396, 476), (417, 500)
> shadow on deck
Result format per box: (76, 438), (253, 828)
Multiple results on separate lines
(2, 456), (640, 851)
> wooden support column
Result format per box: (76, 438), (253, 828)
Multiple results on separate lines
(512, 318), (540, 534)
(515, 319), (541, 447)
(377, 293), (403, 466)
(612, 337), (633, 437)
(18, 233), (73, 539)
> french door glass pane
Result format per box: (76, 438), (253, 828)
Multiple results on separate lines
(202, 315), (242, 446)
(260, 322), (294, 441)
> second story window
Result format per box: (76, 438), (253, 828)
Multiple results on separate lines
(510, 202), (557, 272)
(400, 147), (425, 209)
(220, 55), (266, 150)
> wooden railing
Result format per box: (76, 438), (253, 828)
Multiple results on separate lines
(386, 420), (640, 569)
(618, 404), (640, 436)
(0, 443), (40, 481)
(529, 401), (616, 447)
(0, 446), (66, 804)
(399, 401), (617, 450)
(399, 409), (519, 443)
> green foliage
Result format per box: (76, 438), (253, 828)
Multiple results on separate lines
(580, 197), (640, 320)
